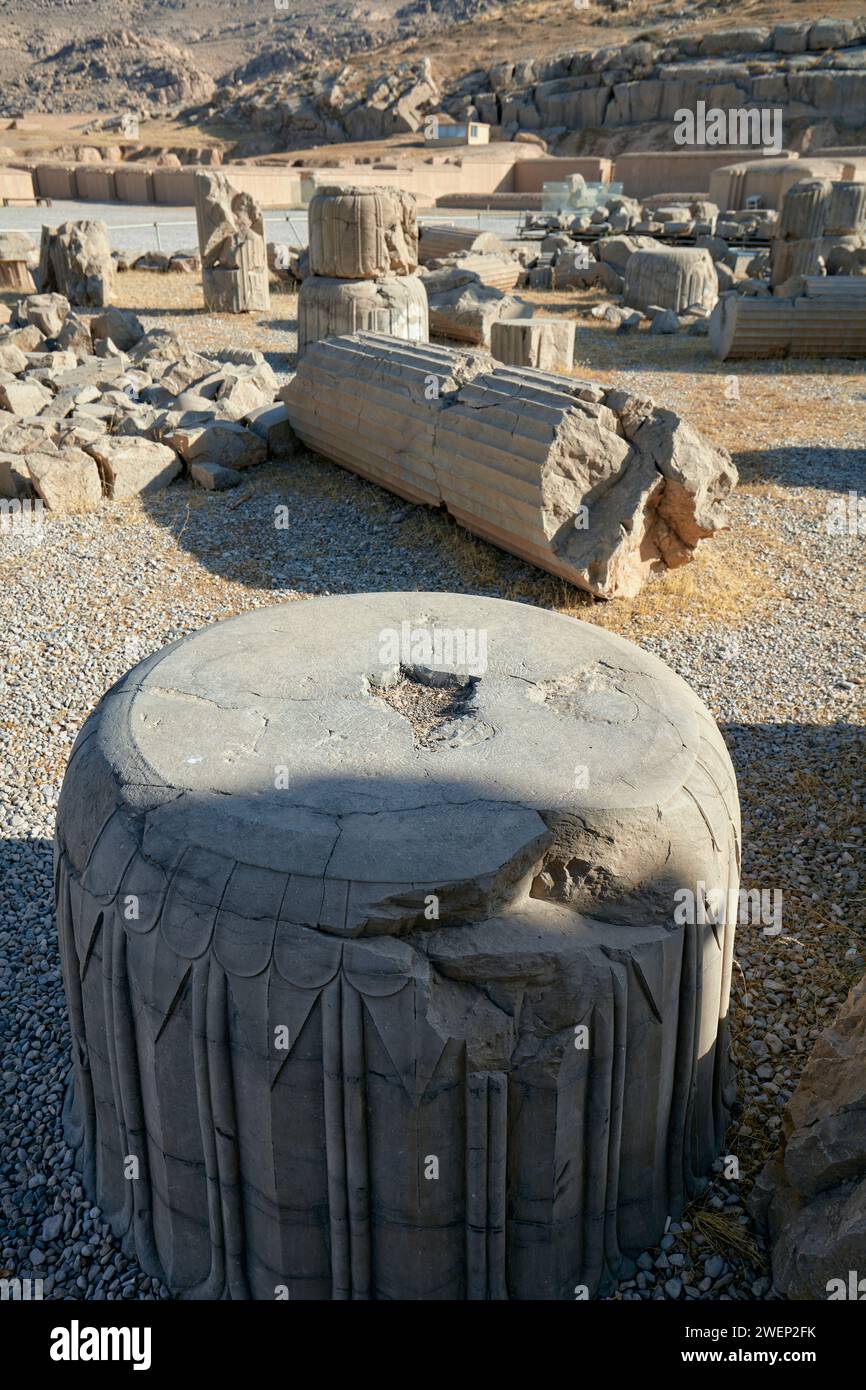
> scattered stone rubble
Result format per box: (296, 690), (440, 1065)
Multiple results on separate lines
(0, 294), (295, 511)
(194, 172), (270, 314)
(298, 186), (429, 358)
(281, 331), (737, 600)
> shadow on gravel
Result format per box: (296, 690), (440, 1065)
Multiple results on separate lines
(731, 446), (866, 493)
(137, 454), (549, 600)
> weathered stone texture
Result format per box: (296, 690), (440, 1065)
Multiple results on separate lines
(56, 591), (740, 1300)
(624, 247), (718, 314)
(309, 185), (419, 278)
(38, 221), (116, 308)
(297, 273), (429, 358)
(282, 333), (736, 599)
(195, 172), (270, 313)
(490, 318), (576, 372)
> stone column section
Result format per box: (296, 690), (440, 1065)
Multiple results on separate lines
(298, 186), (429, 357)
(55, 592), (740, 1300)
(281, 332), (736, 600)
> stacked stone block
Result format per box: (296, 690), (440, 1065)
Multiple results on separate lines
(299, 186), (429, 358)
(770, 176), (866, 288)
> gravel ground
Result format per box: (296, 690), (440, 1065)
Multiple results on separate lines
(0, 292), (864, 1301)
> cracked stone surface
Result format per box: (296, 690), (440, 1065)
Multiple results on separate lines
(282, 332), (736, 600)
(194, 172), (269, 315)
(56, 591), (740, 1300)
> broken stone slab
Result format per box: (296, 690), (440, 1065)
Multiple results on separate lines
(244, 402), (298, 456)
(212, 373), (276, 421)
(190, 460), (244, 491)
(128, 328), (183, 363)
(750, 974), (866, 1300)
(26, 448), (102, 512)
(85, 437), (181, 499)
(0, 451), (32, 498)
(298, 273), (429, 358)
(25, 350), (77, 373)
(490, 318), (575, 372)
(17, 292), (71, 339)
(56, 313), (93, 359)
(282, 333), (736, 599)
(594, 234), (662, 277)
(418, 224), (509, 263)
(166, 419), (268, 471)
(425, 273), (532, 347)
(90, 307), (145, 352)
(0, 379), (54, 415)
(427, 252), (521, 293)
(38, 220), (116, 308)
(195, 171), (270, 314)
(56, 590), (740, 1299)
(624, 248), (718, 315)
(309, 185), (419, 278)
(1, 324), (43, 354)
(0, 343), (28, 374)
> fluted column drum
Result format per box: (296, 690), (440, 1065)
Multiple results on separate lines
(56, 592), (739, 1300)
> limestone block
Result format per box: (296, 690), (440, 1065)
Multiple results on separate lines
(0, 379), (53, 415)
(190, 460), (243, 490)
(26, 448), (102, 512)
(195, 172), (269, 314)
(282, 333), (736, 598)
(56, 591), (740, 1300)
(0, 343), (28, 374)
(429, 252), (522, 293)
(244, 403), (298, 456)
(166, 419), (268, 470)
(38, 221), (116, 308)
(309, 185), (418, 279)
(594, 234), (662, 277)
(91, 308), (145, 352)
(490, 318), (576, 372)
(17, 293), (70, 339)
(424, 269), (531, 347)
(419, 225), (509, 263)
(297, 273), (429, 358)
(624, 248), (718, 314)
(84, 437), (181, 499)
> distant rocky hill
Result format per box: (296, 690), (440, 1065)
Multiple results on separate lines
(0, 0), (511, 115)
(214, 16), (866, 156)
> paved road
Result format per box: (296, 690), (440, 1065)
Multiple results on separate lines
(0, 200), (525, 256)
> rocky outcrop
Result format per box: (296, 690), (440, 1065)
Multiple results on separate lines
(751, 974), (866, 1300)
(282, 332), (737, 600)
(218, 18), (866, 155)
